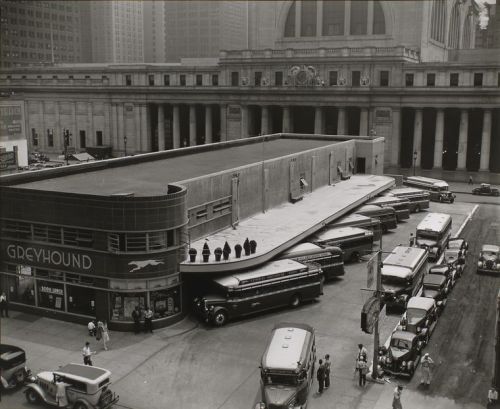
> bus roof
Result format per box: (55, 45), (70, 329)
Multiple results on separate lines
(482, 244), (500, 253)
(279, 243), (341, 258)
(334, 214), (372, 224)
(417, 213), (452, 232)
(214, 259), (307, 288)
(383, 246), (427, 270)
(389, 187), (429, 197)
(356, 204), (394, 214)
(262, 325), (313, 371)
(368, 196), (408, 205)
(406, 176), (449, 188)
(312, 226), (373, 243)
(283, 242), (323, 254)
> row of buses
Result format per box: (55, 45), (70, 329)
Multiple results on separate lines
(192, 180), (448, 327)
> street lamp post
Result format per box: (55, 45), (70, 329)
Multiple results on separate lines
(413, 151), (418, 176)
(124, 136), (128, 156)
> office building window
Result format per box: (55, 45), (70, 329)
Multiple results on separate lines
(125, 74), (132, 86)
(180, 74), (186, 86)
(405, 73), (414, 87)
(32, 128), (38, 146)
(351, 71), (361, 87)
(329, 71), (338, 86)
(164, 74), (170, 86)
(450, 73), (459, 87)
(47, 129), (54, 147)
(275, 71), (283, 86)
(427, 73), (436, 86)
(380, 71), (389, 86)
(254, 71), (262, 86)
(80, 130), (86, 148)
(148, 74), (154, 86)
(212, 74), (218, 86)
(474, 73), (483, 87)
(231, 71), (239, 86)
(96, 131), (103, 146)
(196, 74), (203, 86)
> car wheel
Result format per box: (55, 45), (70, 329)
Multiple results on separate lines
(25, 389), (41, 404)
(415, 205), (420, 213)
(289, 294), (301, 308)
(213, 310), (228, 327)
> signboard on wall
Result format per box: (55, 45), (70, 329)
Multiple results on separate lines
(0, 151), (17, 169)
(0, 104), (23, 141)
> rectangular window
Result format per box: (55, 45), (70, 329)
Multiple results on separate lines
(180, 74), (186, 86)
(474, 73), (483, 87)
(275, 71), (283, 86)
(405, 73), (414, 87)
(426, 73), (435, 87)
(32, 128), (38, 146)
(163, 74), (170, 86)
(380, 71), (389, 86)
(301, 0), (317, 36)
(96, 131), (103, 146)
(329, 71), (338, 86)
(125, 74), (132, 86)
(350, 0), (368, 35)
(196, 74), (203, 86)
(254, 71), (262, 86)
(47, 129), (54, 147)
(450, 73), (459, 87)
(79, 130), (86, 148)
(231, 71), (239, 86)
(148, 74), (154, 86)
(351, 71), (361, 87)
(211, 74), (218, 86)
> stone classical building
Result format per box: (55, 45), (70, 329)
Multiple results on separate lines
(1, 0), (499, 179)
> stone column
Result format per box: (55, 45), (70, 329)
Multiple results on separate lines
(111, 103), (118, 150)
(282, 106), (291, 133)
(205, 105), (212, 144)
(360, 108), (369, 136)
(189, 104), (196, 146)
(433, 109), (445, 169)
(314, 106), (323, 134)
(220, 104), (227, 141)
(456, 109), (468, 170)
(54, 101), (61, 150)
(261, 106), (269, 135)
(141, 104), (150, 152)
(413, 108), (423, 168)
(104, 102), (111, 146)
(88, 102), (94, 146)
(118, 103), (125, 153)
(172, 104), (180, 149)
(240, 104), (249, 138)
(479, 109), (492, 171)
(390, 108), (401, 166)
(337, 108), (346, 135)
(158, 104), (165, 151)
(135, 105), (142, 152)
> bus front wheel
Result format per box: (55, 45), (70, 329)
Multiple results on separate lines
(289, 294), (301, 308)
(212, 310), (228, 326)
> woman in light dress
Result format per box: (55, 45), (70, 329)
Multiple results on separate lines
(97, 320), (110, 350)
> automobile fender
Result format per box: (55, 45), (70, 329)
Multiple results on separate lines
(212, 306), (228, 317)
(24, 383), (48, 403)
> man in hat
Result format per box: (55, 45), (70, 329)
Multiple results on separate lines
(421, 353), (434, 386)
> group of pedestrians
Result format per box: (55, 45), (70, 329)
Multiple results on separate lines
(316, 354), (331, 394)
(132, 305), (154, 334)
(84, 319), (111, 366)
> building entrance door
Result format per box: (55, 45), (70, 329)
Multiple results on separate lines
(356, 157), (366, 174)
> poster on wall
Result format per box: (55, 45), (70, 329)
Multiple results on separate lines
(0, 104), (24, 141)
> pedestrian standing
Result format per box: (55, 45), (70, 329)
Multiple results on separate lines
(87, 320), (96, 337)
(392, 385), (403, 409)
(0, 292), (9, 318)
(55, 376), (69, 407)
(96, 320), (103, 342)
(357, 356), (368, 387)
(468, 176), (473, 185)
(144, 306), (153, 333)
(317, 359), (325, 394)
(420, 353), (434, 386)
(132, 306), (141, 334)
(102, 321), (110, 351)
(357, 343), (367, 361)
(324, 354), (331, 389)
(82, 342), (95, 366)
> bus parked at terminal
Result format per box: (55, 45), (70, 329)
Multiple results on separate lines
(330, 214), (382, 241)
(386, 187), (430, 213)
(381, 246), (428, 312)
(355, 204), (398, 233)
(416, 213), (452, 261)
(278, 243), (345, 280)
(403, 176), (455, 203)
(367, 196), (410, 222)
(311, 226), (374, 262)
(193, 259), (323, 326)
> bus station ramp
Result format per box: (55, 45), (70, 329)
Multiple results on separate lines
(180, 174), (394, 274)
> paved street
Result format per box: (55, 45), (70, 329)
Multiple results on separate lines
(0, 198), (495, 409)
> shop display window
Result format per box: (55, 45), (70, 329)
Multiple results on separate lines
(7, 266), (35, 305)
(111, 292), (145, 321)
(37, 280), (65, 310)
(67, 285), (96, 316)
(150, 287), (181, 318)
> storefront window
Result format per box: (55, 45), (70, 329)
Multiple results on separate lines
(110, 292), (145, 321)
(37, 280), (65, 310)
(67, 285), (95, 316)
(150, 287), (181, 319)
(7, 266), (35, 305)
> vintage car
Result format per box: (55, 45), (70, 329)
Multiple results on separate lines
(443, 248), (466, 276)
(398, 297), (438, 346)
(472, 183), (499, 196)
(25, 363), (119, 409)
(428, 263), (458, 288)
(0, 344), (32, 390)
(477, 245), (500, 274)
(421, 274), (449, 314)
(378, 330), (423, 377)
(447, 238), (469, 255)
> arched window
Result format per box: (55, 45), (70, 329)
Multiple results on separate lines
(373, 1), (386, 34)
(301, 1), (317, 36)
(431, 0), (447, 43)
(350, 0), (368, 35)
(462, 14), (472, 49)
(323, 0), (344, 36)
(284, 1), (296, 37)
(448, 2), (460, 49)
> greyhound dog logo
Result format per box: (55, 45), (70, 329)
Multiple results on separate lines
(128, 260), (164, 272)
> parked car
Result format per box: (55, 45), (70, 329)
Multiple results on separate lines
(421, 274), (449, 314)
(0, 344), (32, 390)
(477, 245), (500, 274)
(447, 238), (468, 255)
(398, 297), (438, 346)
(443, 248), (465, 276)
(28, 152), (50, 164)
(25, 363), (119, 409)
(378, 330), (423, 377)
(428, 263), (458, 288)
(472, 183), (499, 196)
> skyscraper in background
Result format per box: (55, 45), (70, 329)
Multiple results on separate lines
(143, 1), (166, 63)
(90, 0), (144, 63)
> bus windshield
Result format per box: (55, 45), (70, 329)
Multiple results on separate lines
(263, 372), (299, 386)
(382, 275), (408, 285)
(417, 231), (439, 240)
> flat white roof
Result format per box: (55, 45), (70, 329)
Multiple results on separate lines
(383, 246), (427, 270)
(262, 327), (308, 371)
(313, 226), (372, 242)
(417, 213), (452, 232)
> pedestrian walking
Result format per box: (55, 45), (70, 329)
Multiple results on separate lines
(317, 359), (325, 394)
(132, 305), (141, 334)
(357, 356), (368, 387)
(357, 343), (367, 361)
(420, 353), (434, 386)
(392, 385), (403, 409)
(82, 342), (96, 366)
(0, 292), (9, 318)
(87, 320), (96, 337)
(324, 354), (331, 389)
(144, 306), (153, 333)
(96, 320), (103, 342)
(101, 321), (110, 350)
(468, 176), (473, 185)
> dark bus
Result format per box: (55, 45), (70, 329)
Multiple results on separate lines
(311, 226), (374, 262)
(367, 196), (410, 222)
(278, 242), (345, 280)
(193, 259), (323, 326)
(355, 204), (398, 233)
(386, 187), (430, 213)
(330, 214), (382, 241)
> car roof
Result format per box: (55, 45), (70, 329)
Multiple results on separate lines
(407, 296), (435, 310)
(424, 274), (446, 285)
(54, 364), (111, 384)
(392, 330), (417, 342)
(482, 245), (500, 253)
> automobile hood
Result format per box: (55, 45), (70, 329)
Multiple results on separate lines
(382, 283), (405, 294)
(389, 347), (410, 361)
(417, 239), (437, 248)
(264, 386), (296, 407)
(482, 255), (498, 262)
